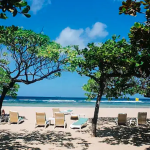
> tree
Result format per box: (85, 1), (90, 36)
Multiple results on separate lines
(119, 0), (150, 97)
(74, 36), (148, 137)
(0, 0), (31, 19)
(0, 67), (19, 98)
(0, 0), (31, 106)
(83, 74), (143, 101)
(0, 25), (74, 114)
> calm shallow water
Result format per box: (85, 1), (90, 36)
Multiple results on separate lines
(2, 96), (150, 108)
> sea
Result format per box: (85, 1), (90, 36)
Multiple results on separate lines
(2, 96), (150, 108)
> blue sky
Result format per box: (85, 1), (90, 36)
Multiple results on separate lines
(0, 0), (147, 98)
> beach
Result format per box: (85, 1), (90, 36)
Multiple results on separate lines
(0, 106), (150, 150)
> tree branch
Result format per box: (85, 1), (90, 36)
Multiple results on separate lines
(14, 68), (61, 84)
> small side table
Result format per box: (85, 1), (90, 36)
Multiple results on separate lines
(71, 114), (78, 120)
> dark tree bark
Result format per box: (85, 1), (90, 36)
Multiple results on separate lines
(0, 81), (15, 115)
(92, 78), (105, 137)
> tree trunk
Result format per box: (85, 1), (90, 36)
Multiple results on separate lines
(0, 82), (15, 115)
(92, 79), (105, 137)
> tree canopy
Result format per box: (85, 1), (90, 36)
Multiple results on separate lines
(0, 25), (76, 112)
(0, 25), (77, 84)
(119, 0), (150, 97)
(73, 35), (149, 137)
(0, 0), (31, 19)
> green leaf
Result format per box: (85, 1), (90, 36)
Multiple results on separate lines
(16, 1), (27, 7)
(122, 7), (126, 12)
(13, 9), (17, 17)
(2, 52), (8, 56)
(0, 13), (7, 19)
(24, 13), (31, 18)
(22, 5), (30, 13)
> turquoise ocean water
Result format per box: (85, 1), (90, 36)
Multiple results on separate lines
(2, 96), (150, 108)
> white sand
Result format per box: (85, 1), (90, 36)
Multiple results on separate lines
(0, 106), (150, 150)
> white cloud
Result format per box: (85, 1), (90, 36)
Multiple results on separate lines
(30, 0), (51, 14)
(56, 22), (108, 49)
(86, 22), (108, 38)
(56, 27), (86, 49)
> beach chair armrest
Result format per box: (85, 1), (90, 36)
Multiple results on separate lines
(44, 120), (50, 128)
(46, 120), (50, 125)
(18, 117), (24, 124)
(64, 121), (67, 128)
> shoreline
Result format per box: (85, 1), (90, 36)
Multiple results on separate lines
(2, 104), (150, 108)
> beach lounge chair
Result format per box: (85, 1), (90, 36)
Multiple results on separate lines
(115, 113), (127, 125)
(70, 118), (88, 130)
(52, 108), (60, 118)
(52, 108), (73, 116)
(60, 109), (73, 115)
(35, 112), (50, 128)
(9, 111), (24, 124)
(54, 112), (66, 128)
(130, 112), (149, 126)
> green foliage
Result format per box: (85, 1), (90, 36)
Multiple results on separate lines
(0, 25), (77, 92)
(0, 25), (50, 53)
(0, 0), (31, 19)
(119, 1), (150, 49)
(119, 0), (150, 21)
(0, 25), (75, 102)
(74, 36), (149, 100)
(83, 76), (146, 100)
(0, 26), (79, 102)
(119, 0), (150, 97)
(129, 22), (150, 49)
(0, 68), (19, 98)
(119, 0), (141, 16)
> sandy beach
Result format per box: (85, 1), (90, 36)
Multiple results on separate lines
(0, 106), (150, 150)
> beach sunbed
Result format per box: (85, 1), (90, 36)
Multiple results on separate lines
(52, 108), (60, 118)
(52, 108), (73, 117)
(115, 113), (127, 125)
(70, 118), (88, 130)
(130, 112), (149, 126)
(35, 112), (50, 128)
(60, 109), (73, 115)
(9, 111), (24, 124)
(54, 112), (66, 128)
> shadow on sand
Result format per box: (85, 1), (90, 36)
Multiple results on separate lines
(0, 129), (90, 150)
(97, 126), (150, 146)
(86, 117), (150, 148)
